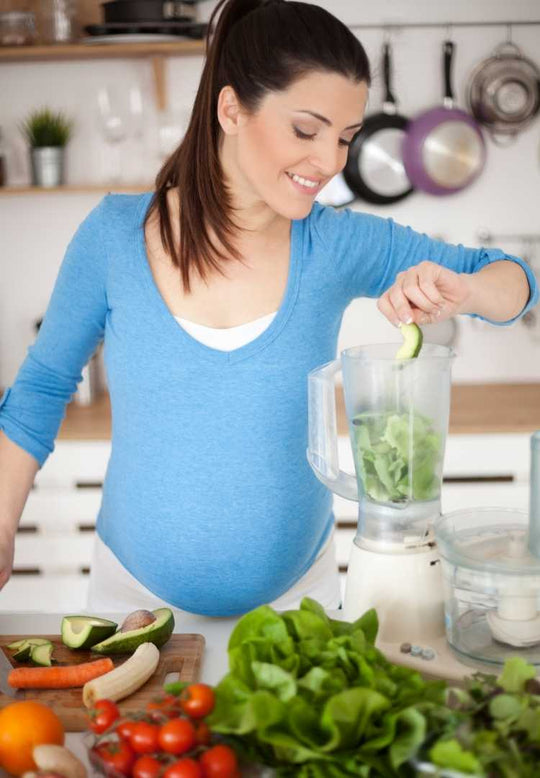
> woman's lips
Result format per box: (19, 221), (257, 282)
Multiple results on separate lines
(286, 171), (323, 195)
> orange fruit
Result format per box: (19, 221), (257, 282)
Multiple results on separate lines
(0, 700), (64, 775)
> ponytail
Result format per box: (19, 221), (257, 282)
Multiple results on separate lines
(145, 0), (370, 292)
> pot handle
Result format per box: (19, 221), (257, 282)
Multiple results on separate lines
(442, 39), (455, 109)
(493, 41), (524, 60)
(488, 129), (519, 147)
(382, 41), (397, 114)
(307, 360), (359, 501)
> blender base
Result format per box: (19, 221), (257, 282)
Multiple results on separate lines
(343, 539), (445, 643)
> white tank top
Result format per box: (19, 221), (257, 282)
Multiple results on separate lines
(175, 311), (277, 351)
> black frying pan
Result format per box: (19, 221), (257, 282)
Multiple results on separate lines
(343, 41), (414, 205)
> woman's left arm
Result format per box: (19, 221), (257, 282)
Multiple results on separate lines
(310, 205), (538, 326)
(377, 258), (531, 328)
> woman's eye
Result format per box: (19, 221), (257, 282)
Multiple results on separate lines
(293, 126), (316, 140)
(293, 125), (354, 148)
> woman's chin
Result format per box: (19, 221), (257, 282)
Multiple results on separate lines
(272, 198), (315, 221)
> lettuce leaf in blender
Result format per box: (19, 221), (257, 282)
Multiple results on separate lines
(352, 411), (442, 503)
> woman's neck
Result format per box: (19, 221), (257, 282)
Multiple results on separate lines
(219, 139), (289, 241)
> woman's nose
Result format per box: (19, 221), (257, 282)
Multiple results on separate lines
(308, 142), (345, 178)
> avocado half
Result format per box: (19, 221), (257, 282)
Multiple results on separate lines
(91, 607), (175, 654)
(62, 615), (118, 649)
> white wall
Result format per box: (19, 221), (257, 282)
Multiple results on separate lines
(1, 1), (540, 387)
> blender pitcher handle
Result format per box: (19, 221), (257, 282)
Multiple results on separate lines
(307, 360), (359, 501)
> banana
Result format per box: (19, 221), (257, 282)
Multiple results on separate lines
(82, 641), (160, 708)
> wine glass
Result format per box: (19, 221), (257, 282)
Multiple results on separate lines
(96, 86), (128, 184)
(128, 83), (145, 142)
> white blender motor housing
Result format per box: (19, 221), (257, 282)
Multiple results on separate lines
(307, 344), (455, 646)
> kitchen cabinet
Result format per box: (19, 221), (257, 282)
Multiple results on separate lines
(1, 384), (538, 612)
(1, 441), (108, 612)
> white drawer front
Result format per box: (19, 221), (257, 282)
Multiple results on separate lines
(13, 533), (95, 574)
(444, 434), (530, 480)
(441, 482), (529, 513)
(0, 575), (90, 613)
(35, 441), (110, 488)
(20, 487), (101, 530)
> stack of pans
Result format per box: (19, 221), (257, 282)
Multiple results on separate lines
(85, 0), (207, 38)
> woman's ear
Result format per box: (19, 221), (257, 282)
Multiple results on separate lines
(217, 86), (245, 135)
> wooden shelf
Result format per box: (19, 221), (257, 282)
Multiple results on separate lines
(0, 184), (153, 195)
(0, 37), (205, 110)
(0, 39), (205, 62)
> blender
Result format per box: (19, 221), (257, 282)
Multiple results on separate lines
(308, 341), (540, 681)
(307, 342), (454, 645)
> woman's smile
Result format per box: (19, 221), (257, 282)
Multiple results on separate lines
(285, 170), (324, 195)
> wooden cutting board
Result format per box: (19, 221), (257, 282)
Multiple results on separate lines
(0, 633), (205, 731)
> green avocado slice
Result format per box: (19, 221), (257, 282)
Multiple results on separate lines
(91, 608), (175, 655)
(395, 322), (423, 359)
(61, 615), (118, 649)
(9, 638), (53, 662)
(7, 637), (52, 650)
(11, 644), (33, 661)
(30, 642), (53, 666)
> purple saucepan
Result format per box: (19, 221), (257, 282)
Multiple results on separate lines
(402, 40), (487, 196)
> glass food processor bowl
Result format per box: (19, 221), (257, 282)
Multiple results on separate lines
(436, 507), (540, 667)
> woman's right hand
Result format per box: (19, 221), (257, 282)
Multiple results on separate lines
(0, 530), (15, 590)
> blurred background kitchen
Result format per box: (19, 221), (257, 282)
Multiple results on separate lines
(0, 0), (539, 611)
(0, 0), (539, 389)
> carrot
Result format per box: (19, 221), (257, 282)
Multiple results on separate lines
(8, 657), (114, 689)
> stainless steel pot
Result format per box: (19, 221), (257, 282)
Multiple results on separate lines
(467, 41), (540, 144)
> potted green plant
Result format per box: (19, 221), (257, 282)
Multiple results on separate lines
(19, 107), (74, 188)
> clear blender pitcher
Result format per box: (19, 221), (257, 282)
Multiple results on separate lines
(308, 342), (455, 642)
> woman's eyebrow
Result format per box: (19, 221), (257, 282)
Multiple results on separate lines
(296, 110), (363, 130)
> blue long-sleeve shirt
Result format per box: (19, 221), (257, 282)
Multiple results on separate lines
(1, 193), (537, 615)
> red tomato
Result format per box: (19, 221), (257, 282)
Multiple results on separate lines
(132, 755), (163, 778)
(129, 721), (161, 754)
(179, 684), (215, 719)
(194, 721), (211, 747)
(158, 717), (196, 755)
(163, 758), (203, 778)
(146, 693), (179, 722)
(88, 699), (121, 735)
(92, 740), (136, 777)
(199, 745), (238, 778)
(116, 719), (138, 741)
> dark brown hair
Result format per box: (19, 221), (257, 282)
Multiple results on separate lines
(145, 0), (371, 291)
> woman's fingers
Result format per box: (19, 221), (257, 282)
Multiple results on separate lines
(384, 281), (414, 325)
(378, 262), (458, 327)
(377, 291), (401, 327)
